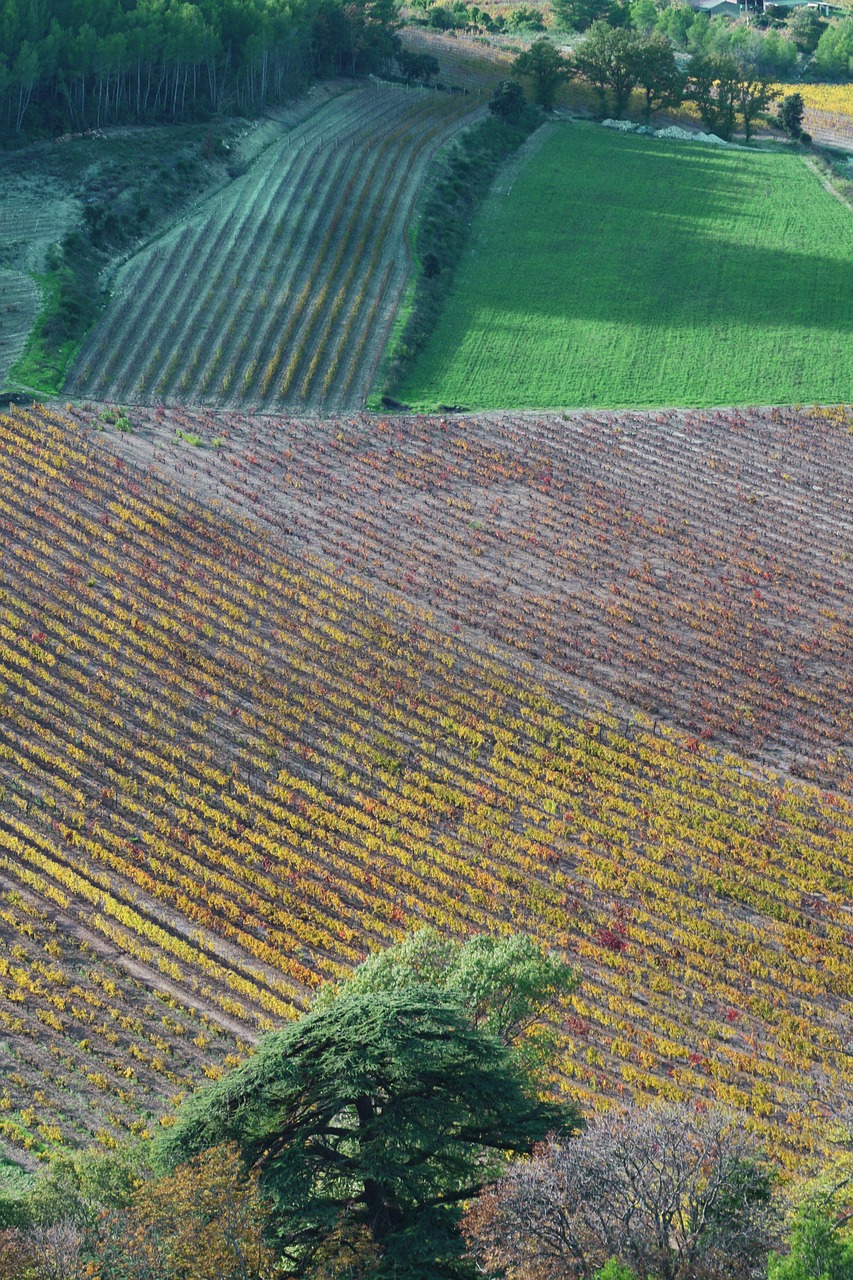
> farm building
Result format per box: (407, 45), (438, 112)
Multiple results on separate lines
(687, 0), (742, 15)
(761, 0), (838, 12)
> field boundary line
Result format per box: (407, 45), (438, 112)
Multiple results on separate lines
(802, 155), (853, 211)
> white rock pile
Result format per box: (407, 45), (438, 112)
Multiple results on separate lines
(601, 119), (737, 147)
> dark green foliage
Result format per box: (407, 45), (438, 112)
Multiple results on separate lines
(654, 3), (695, 48)
(506, 6), (547, 31)
(686, 51), (740, 138)
(787, 7), (826, 54)
(735, 72), (775, 141)
(427, 3), (477, 29)
(632, 31), (683, 121)
(552, 0), (614, 33)
(769, 1203), (853, 1280)
(814, 18), (853, 80)
(317, 928), (578, 1079)
(0, 0), (402, 140)
(397, 50), (440, 82)
(685, 51), (774, 141)
(381, 105), (540, 404)
(780, 91), (805, 139)
(489, 78), (527, 123)
(513, 39), (574, 110)
(159, 990), (576, 1277)
(573, 22), (643, 118)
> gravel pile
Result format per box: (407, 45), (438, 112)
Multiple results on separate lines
(602, 119), (738, 148)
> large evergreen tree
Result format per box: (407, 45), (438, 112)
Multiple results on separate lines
(159, 988), (578, 1277)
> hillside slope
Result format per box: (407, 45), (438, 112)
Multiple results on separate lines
(0, 402), (850, 1169)
(67, 85), (475, 413)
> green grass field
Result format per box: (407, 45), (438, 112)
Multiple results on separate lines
(397, 124), (853, 410)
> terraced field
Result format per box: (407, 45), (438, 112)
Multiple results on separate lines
(68, 85), (474, 412)
(0, 402), (851, 1168)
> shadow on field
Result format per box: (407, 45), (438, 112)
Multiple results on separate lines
(486, 135), (853, 332)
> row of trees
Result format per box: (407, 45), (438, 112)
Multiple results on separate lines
(552, 0), (849, 78)
(0, 930), (852, 1279)
(507, 30), (781, 140)
(636, 2), (850, 80)
(0, 0), (401, 139)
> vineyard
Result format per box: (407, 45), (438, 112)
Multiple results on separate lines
(0, 273), (39, 390)
(397, 123), (853, 410)
(67, 85), (476, 412)
(798, 83), (853, 148)
(101, 400), (853, 792)
(0, 401), (851, 1168)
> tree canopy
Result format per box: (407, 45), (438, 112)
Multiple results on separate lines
(0, 0), (402, 138)
(159, 987), (578, 1277)
(317, 927), (578, 1058)
(511, 39), (574, 111)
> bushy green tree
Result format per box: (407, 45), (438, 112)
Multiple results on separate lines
(655, 3), (695, 48)
(321, 928), (577, 1056)
(629, 0), (658, 32)
(573, 22), (643, 117)
(769, 1203), (853, 1280)
(488, 79), (527, 123)
(397, 49), (440, 81)
(632, 30), (683, 120)
(159, 989), (578, 1278)
(506, 6), (547, 30)
(512, 39), (574, 109)
(552, 0), (613, 33)
(735, 71), (776, 140)
(779, 91), (805, 138)
(787, 7), (826, 54)
(686, 51), (740, 137)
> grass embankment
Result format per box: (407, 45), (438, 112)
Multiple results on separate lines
(394, 122), (853, 410)
(10, 254), (99, 396)
(5, 124), (239, 396)
(374, 103), (541, 407)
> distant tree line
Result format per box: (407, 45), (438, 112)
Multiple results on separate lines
(551, 0), (851, 80)
(0, 0), (401, 140)
(504, 29), (788, 140)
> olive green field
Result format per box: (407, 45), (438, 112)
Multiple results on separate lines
(396, 124), (853, 411)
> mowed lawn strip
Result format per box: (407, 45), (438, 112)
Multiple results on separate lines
(399, 124), (853, 410)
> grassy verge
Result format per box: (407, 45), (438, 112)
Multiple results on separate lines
(9, 246), (100, 396)
(373, 102), (541, 409)
(4, 122), (243, 397)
